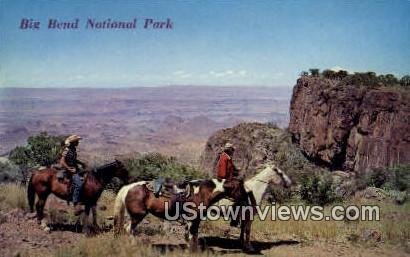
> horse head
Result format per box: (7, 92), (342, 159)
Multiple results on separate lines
(255, 163), (292, 188)
(95, 159), (129, 184)
(268, 163), (292, 188)
(113, 159), (130, 183)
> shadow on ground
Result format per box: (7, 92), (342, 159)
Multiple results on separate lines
(49, 223), (112, 235)
(152, 236), (299, 255)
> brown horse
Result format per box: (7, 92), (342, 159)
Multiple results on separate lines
(27, 160), (129, 233)
(113, 178), (254, 251)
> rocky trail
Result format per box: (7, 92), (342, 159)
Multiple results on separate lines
(0, 198), (85, 257)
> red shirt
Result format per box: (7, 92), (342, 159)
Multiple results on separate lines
(216, 152), (234, 179)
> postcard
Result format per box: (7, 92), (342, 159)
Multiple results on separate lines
(0, 1), (409, 256)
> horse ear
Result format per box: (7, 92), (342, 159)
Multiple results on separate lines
(115, 159), (124, 167)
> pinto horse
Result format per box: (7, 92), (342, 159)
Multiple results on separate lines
(113, 178), (253, 251)
(27, 160), (129, 232)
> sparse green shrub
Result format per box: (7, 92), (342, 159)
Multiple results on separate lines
(0, 160), (20, 182)
(365, 167), (389, 188)
(268, 185), (293, 203)
(273, 135), (325, 185)
(353, 165), (410, 197)
(299, 173), (337, 205)
(309, 68), (320, 77)
(379, 73), (400, 87)
(106, 177), (124, 192)
(300, 71), (309, 76)
(384, 165), (410, 192)
(308, 68), (408, 90)
(400, 75), (410, 88)
(123, 152), (205, 182)
(335, 70), (349, 79)
(8, 132), (66, 182)
(322, 69), (336, 79)
(9, 132), (66, 168)
(342, 72), (381, 88)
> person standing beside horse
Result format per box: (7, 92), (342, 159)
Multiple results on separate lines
(59, 134), (87, 215)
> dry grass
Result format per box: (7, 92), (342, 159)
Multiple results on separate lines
(220, 200), (410, 244)
(50, 197), (410, 257)
(1, 183), (408, 257)
(0, 183), (28, 211)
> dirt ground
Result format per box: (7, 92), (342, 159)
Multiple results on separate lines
(0, 196), (409, 257)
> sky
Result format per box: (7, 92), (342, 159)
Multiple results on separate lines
(0, 0), (409, 88)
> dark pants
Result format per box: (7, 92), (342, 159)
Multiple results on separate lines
(72, 173), (84, 204)
(154, 177), (165, 197)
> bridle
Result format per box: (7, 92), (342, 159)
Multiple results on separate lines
(255, 179), (271, 184)
(255, 167), (286, 185)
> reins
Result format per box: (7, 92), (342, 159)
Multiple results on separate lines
(255, 179), (270, 184)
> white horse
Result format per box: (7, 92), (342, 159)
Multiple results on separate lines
(211, 163), (291, 252)
(216, 163), (292, 206)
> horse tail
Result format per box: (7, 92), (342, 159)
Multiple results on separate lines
(27, 174), (36, 213)
(113, 184), (131, 236)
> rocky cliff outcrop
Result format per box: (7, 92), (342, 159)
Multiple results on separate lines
(200, 123), (286, 176)
(289, 77), (410, 171)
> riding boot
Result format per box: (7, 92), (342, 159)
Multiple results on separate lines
(72, 174), (84, 215)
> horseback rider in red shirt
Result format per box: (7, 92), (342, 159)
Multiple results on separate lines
(216, 143), (240, 180)
(215, 143), (243, 227)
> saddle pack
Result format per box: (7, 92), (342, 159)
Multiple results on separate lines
(148, 178), (192, 199)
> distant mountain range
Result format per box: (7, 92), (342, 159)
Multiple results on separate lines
(0, 86), (291, 163)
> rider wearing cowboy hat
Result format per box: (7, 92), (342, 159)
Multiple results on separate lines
(215, 142), (243, 226)
(60, 134), (87, 215)
(216, 142), (240, 180)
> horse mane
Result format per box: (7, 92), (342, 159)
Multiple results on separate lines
(247, 164), (275, 182)
(94, 161), (118, 174)
(90, 161), (121, 183)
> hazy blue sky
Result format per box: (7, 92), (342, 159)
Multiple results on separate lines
(0, 0), (409, 87)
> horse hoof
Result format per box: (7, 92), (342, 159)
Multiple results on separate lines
(243, 245), (255, 253)
(39, 220), (51, 233)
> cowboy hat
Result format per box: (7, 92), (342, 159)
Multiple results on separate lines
(65, 134), (82, 145)
(223, 142), (235, 150)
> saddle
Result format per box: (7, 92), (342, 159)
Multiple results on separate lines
(52, 164), (70, 182)
(148, 178), (191, 199)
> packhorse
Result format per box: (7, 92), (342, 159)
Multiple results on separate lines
(113, 178), (255, 251)
(27, 160), (129, 233)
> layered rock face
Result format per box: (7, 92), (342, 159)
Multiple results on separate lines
(289, 77), (410, 171)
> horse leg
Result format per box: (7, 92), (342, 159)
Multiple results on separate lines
(91, 205), (99, 229)
(36, 194), (52, 232)
(35, 195), (48, 225)
(239, 219), (245, 245)
(188, 219), (200, 251)
(243, 219), (254, 252)
(129, 213), (146, 235)
(82, 205), (91, 235)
